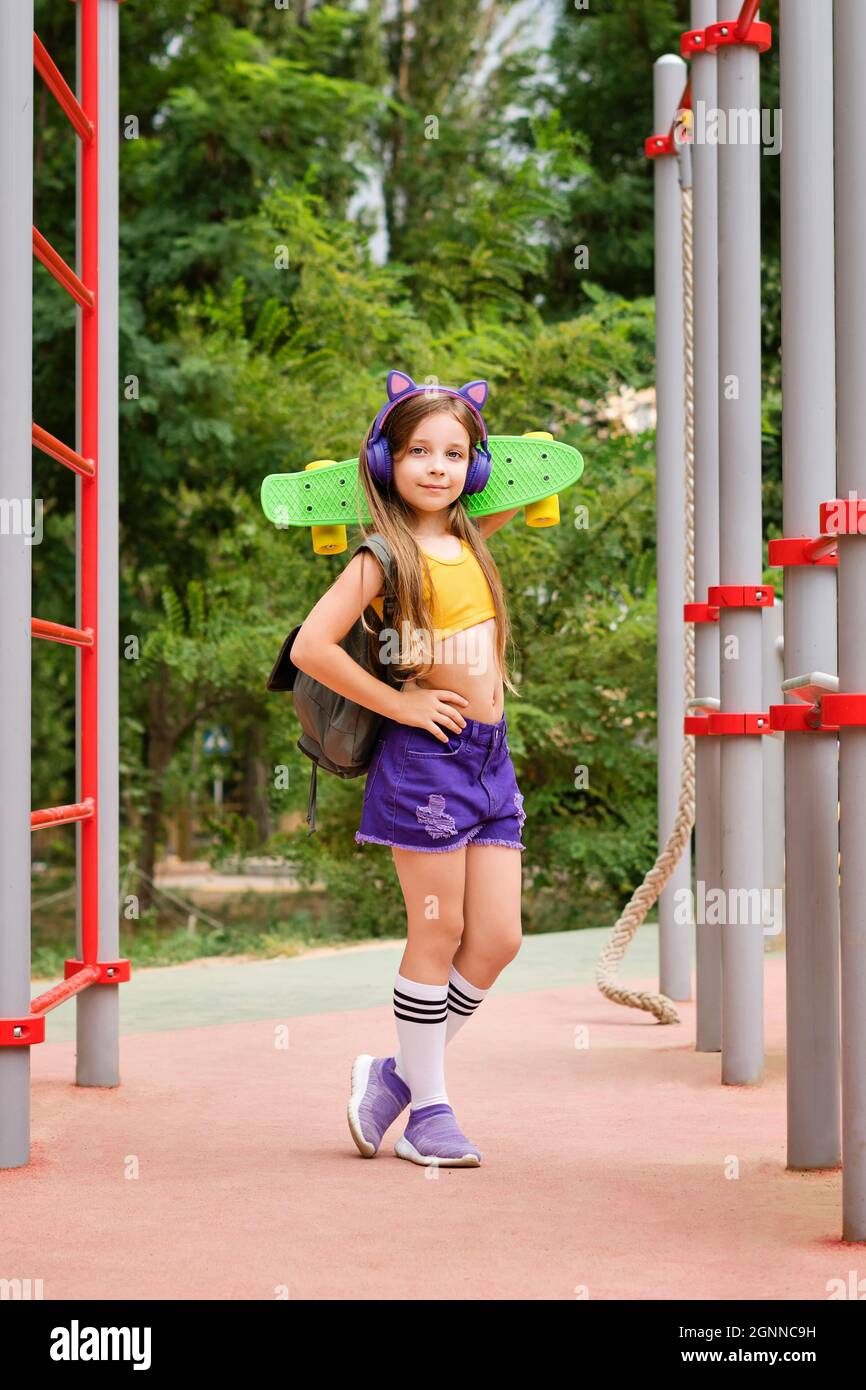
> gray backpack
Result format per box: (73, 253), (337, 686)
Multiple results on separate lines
(266, 533), (401, 834)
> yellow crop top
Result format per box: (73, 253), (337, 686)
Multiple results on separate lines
(369, 539), (496, 640)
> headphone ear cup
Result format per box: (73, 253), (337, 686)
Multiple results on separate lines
(462, 443), (492, 495)
(462, 452), (480, 495)
(366, 435), (392, 487)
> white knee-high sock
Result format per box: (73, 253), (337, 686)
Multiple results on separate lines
(394, 964), (489, 1093)
(443, 962), (489, 1042)
(392, 973), (449, 1111)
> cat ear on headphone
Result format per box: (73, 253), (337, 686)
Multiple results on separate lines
(386, 370), (416, 401)
(459, 380), (488, 410)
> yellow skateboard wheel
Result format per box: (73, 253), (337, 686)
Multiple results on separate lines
(305, 461), (348, 554)
(521, 432), (560, 527)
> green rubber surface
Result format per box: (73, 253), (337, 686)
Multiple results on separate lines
(34, 924), (668, 1042)
(260, 436), (584, 528)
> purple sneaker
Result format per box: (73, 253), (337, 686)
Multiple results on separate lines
(348, 1055), (411, 1158)
(394, 1103), (482, 1167)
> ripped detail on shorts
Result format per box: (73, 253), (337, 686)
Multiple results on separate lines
(415, 793), (458, 841)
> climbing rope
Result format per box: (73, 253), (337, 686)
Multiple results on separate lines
(595, 147), (697, 1025)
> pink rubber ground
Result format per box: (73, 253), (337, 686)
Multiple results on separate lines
(2, 956), (849, 1300)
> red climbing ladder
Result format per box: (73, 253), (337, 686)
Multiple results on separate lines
(0, 0), (127, 1167)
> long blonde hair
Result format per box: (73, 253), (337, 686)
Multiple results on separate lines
(356, 393), (518, 696)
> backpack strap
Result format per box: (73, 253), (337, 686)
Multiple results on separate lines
(355, 532), (395, 617)
(306, 758), (318, 837)
(355, 532), (399, 659)
(304, 534), (396, 837)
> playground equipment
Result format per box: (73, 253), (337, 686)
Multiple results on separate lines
(597, 0), (866, 1242)
(3, 0), (861, 1258)
(0, 0), (125, 1168)
(261, 435), (585, 554)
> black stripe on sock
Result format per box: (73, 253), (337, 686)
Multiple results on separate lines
(448, 982), (483, 1007)
(393, 1009), (448, 1024)
(394, 1004), (449, 1022)
(393, 987), (447, 1011)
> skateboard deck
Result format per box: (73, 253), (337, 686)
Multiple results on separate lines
(261, 434), (584, 553)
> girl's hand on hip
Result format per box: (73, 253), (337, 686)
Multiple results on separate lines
(394, 687), (469, 741)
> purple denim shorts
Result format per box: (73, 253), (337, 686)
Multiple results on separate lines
(355, 713), (526, 854)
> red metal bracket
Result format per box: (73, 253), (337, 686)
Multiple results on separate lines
(769, 704), (838, 734)
(645, 133), (675, 159)
(707, 712), (771, 735)
(645, 80), (691, 160)
(681, 28), (709, 58)
(0, 1015), (46, 1048)
(64, 958), (131, 984)
(685, 712), (771, 735)
(768, 536), (838, 567)
(818, 498), (866, 535)
(702, 19), (772, 53)
(822, 695), (866, 728)
(684, 715), (712, 735)
(707, 584), (775, 608)
(684, 602), (720, 623)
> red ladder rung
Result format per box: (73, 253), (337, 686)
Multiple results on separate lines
(32, 422), (95, 478)
(30, 966), (101, 1018)
(31, 617), (94, 648)
(32, 227), (95, 309)
(31, 798), (95, 832)
(33, 34), (94, 142)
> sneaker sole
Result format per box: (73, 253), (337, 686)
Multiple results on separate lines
(394, 1135), (481, 1168)
(347, 1054), (377, 1158)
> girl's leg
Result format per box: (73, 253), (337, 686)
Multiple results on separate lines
(446, 844), (522, 1041)
(390, 845), (466, 1110)
(394, 843), (522, 1072)
(458, 843), (523, 983)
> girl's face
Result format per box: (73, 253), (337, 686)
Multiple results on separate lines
(391, 410), (472, 514)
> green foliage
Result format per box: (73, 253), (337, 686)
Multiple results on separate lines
(279, 817), (410, 940)
(204, 811), (263, 866)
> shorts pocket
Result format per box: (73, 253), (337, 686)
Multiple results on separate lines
(405, 728), (467, 758)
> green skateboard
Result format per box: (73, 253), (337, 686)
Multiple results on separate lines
(260, 432), (585, 553)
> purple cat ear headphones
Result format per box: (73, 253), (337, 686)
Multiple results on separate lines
(364, 370), (493, 495)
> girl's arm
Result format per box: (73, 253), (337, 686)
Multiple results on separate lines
(477, 507), (521, 540)
(291, 552), (470, 739)
(290, 550), (404, 720)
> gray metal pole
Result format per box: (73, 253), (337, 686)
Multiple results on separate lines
(654, 54), (692, 1004)
(780, 0), (840, 1172)
(76, 0), (122, 1086)
(716, 24), (765, 1083)
(0, 0), (34, 1169)
(834, 0), (866, 1240)
(690, 0), (722, 1053)
(761, 599), (784, 944)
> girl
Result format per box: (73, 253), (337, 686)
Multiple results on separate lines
(290, 370), (525, 1167)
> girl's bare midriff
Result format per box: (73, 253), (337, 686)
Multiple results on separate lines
(401, 616), (504, 725)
